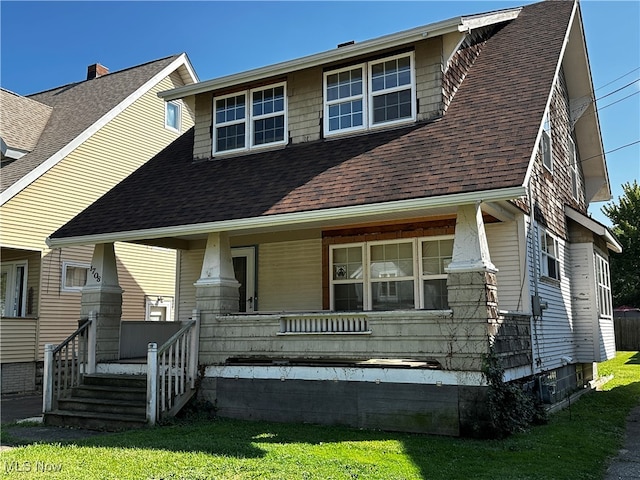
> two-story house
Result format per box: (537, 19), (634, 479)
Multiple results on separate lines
(0, 55), (197, 394)
(45, 1), (620, 435)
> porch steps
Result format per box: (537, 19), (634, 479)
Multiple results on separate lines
(44, 374), (148, 431)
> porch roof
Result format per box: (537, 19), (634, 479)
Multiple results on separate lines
(49, 1), (574, 247)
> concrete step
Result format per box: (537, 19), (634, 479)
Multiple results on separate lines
(44, 409), (147, 432)
(57, 397), (146, 416)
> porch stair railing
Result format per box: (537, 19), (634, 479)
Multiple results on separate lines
(43, 311), (96, 413)
(146, 309), (200, 425)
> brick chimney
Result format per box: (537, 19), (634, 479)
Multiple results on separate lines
(87, 63), (109, 80)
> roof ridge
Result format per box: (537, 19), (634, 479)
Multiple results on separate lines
(26, 53), (183, 98)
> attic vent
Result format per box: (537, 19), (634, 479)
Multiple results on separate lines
(337, 40), (355, 48)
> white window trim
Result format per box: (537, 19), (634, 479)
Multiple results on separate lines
(540, 229), (560, 281)
(569, 136), (578, 200)
(541, 111), (553, 172)
(212, 82), (288, 156)
(1, 260), (28, 317)
(61, 261), (89, 293)
(595, 252), (613, 319)
(324, 52), (416, 138)
(165, 100), (182, 132)
(145, 296), (174, 321)
(323, 63), (367, 136)
(329, 235), (453, 311)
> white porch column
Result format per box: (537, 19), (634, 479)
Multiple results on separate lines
(446, 203), (496, 274)
(194, 232), (240, 314)
(444, 203), (500, 372)
(81, 243), (123, 362)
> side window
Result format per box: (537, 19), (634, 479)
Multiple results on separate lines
(541, 111), (553, 172)
(330, 244), (365, 311)
(540, 230), (560, 280)
(62, 262), (89, 292)
(369, 53), (415, 126)
(569, 137), (579, 199)
(595, 253), (612, 318)
(165, 101), (181, 132)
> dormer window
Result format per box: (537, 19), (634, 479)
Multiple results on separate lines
(324, 52), (415, 137)
(213, 82), (287, 155)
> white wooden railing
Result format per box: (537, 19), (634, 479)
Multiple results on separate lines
(43, 311), (96, 413)
(146, 309), (200, 425)
(279, 314), (370, 334)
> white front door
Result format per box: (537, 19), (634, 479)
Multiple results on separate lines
(232, 247), (256, 312)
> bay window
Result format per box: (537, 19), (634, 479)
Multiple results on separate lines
(330, 236), (453, 311)
(213, 82), (287, 154)
(595, 253), (612, 318)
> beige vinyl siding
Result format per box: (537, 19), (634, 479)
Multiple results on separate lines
(36, 244), (176, 358)
(115, 243), (177, 321)
(176, 249), (204, 322)
(486, 221), (525, 312)
(0, 318), (38, 363)
(258, 239), (322, 312)
(0, 74), (193, 251)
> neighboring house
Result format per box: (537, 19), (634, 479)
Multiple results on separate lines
(46, 1), (621, 435)
(0, 55), (198, 394)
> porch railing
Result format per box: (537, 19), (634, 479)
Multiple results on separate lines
(279, 313), (370, 334)
(146, 309), (200, 425)
(43, 311), (96, 413)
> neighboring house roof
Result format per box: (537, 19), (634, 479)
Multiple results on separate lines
(50, 1), (576, 245)
(0, 53), (198, 202)
(0, 89), (53, 160)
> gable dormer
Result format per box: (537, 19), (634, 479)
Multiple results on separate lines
(159, 8), (521, 162)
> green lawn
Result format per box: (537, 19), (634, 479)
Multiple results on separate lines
(1, 351), (638, 480)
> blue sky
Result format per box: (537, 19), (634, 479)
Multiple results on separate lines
(1, 1), (638, 226)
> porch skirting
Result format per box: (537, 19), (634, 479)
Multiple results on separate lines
(198, 365), (489, 436)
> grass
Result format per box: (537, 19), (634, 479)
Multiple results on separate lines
(1, 351), (638, 479)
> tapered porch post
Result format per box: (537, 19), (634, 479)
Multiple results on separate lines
(194, 232), (240, 314)
(444, 203), (500, 371)
(81, 243), (123, 362)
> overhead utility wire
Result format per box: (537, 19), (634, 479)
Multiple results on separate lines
(595, 66), (640, 91)
(594, 78), (640, 102)
(597, 90), (640, 111)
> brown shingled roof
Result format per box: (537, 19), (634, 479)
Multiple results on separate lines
(51, 1), (573, 241)
(0, 55), (182, 193)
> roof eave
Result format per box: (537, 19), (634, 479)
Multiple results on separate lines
(159, 8), (521, 101)
(565, 205), (622, 253)
(47, 186), (527, 248)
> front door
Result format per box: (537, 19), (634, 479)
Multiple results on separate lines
(232, 247), (256, 312)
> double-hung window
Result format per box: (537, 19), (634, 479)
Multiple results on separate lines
(324, 52), (415, 136)
(330, 236), (453, 311)
(213, 82), (287, 154)
(540, 230), (560, 281)
(569, 137), (579, 199)
(595, 252), (612, 318)
(1, 261), (27, 317)
(541, 111), (552, 171)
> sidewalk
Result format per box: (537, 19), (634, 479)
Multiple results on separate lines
(604, 405), (640, 480)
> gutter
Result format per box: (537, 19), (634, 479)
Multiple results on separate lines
(47, 186), (527, 248)
(159, 9), (520, 101)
